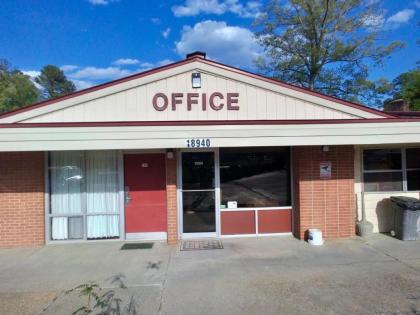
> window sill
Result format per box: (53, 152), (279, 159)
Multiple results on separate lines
(363, 191), (420, 194)
(220, 206), (292, 212)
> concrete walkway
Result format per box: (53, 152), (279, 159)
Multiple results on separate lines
(0, 234), (419, 314)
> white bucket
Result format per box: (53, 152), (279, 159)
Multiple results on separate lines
(308, 229), (324, 246)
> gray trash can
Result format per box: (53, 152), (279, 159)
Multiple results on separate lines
(390, 196), (420, 241)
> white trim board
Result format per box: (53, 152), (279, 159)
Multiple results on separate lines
(220, 206), (292, 212)
(220, 233), (293, 238)
(125, 232), (167, 241)
(1, 121), (420, 151)
(181, 233), (217, 239)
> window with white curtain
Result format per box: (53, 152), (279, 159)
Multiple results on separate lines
(49, 151), (120, 241)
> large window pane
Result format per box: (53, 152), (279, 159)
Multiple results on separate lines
(182, 152), (214, 190)
(51, 217), (68, 240)
(86, 151), (120, 238)
(68, 216), (83, 239)
(407, 170), (420, 191)
(364, 172), (403, 192)
(49, 151), (84, 215)
(86, 151), (119, 214)
(87, 215), (119, 239)
(220, 147), (290, 208)
(49, 151), (120, 241)
(183, 191), (215, 233)
(363, 149), (402, 170)
(406, 148), (420, 169)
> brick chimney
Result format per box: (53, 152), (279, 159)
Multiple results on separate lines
(383, 99), (409, 112)
(383, 99), (420, 117)
(186, 51), (206, 60)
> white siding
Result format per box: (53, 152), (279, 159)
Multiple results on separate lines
(22, 70), (359, 123)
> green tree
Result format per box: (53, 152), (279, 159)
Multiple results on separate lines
(254, 0), (404, 107)
(386, 69), (420, 111)
(0, 59), (39, 113)
(35, 65), (76, 99)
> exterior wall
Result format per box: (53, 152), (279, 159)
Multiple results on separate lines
(166, 153), (178, 244)
(22, 70), (358, 123)
(0, 152), (45, 247)
(293, 146), (356, 239)
(362, 192), (420, 233)
(354, 145), (420, 233)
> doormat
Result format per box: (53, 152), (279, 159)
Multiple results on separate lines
(120, 242), (154, 250)
(181, 239), (223, 251)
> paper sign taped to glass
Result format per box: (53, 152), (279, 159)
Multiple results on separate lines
(320, 161), (332, 179)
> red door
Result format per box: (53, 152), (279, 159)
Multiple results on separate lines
(124, 154), (167, 234)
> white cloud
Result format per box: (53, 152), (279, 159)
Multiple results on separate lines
(227, 0), (262, 18)
(364, 7), (417, 30)
(68, 66), (131, 80)
(112, 58), (140, 66)
(139, 62), (154, 69)
(162, 27), (171, 39)
(60, 65), (79, 72)
(363, 14), (385, 28)
(172, 0), (261, 18)
(22, 70), (40, 78)
(173, 0), (224, 16)
(414, 1), (420, 9)
(156, 59), (174, 67)
(57, 59), (176, 91)
(151, 17), (161, 25)
(136, 59), (174, 72)
(22, 70), (42, 89)
(387, 9), (415, 23)
(72, 79), (95, 90)
(175, 20), (262, 68)
(385, 9), (415, 29)
(88, 0), (118, 5)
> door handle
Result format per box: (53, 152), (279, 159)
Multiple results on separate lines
(124, 186), (132, 205)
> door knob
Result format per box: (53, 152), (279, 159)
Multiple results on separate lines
(124, 186), (132, 205)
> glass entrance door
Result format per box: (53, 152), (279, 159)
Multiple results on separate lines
(181, 151), (216, 235)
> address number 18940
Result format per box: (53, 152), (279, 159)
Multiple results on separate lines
(186, 138), (211, 148)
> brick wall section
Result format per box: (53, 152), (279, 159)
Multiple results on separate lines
(292, 146), (355, 240)
(0, 152), (45, 248)
(166, 154), (178, 245)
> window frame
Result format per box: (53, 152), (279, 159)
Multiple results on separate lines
(45, 151), (125, 244)
(406, 148), (420, 191)
(362, 147), (420, 193)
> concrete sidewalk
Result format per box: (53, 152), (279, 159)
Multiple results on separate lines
(0, 234), (419, 314)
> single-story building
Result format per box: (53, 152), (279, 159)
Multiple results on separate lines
(0, 52), (419, 247)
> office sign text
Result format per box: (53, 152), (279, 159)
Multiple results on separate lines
(152, 92), (239, 111)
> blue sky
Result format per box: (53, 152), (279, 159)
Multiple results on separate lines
(0, 0), (419, 90)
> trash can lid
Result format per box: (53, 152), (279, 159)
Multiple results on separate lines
(390, 196), (420, 210)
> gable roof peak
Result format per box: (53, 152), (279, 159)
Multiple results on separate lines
(0, 55), (394, 121)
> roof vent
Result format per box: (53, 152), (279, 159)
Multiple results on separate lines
(186, 51), (206, 60)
